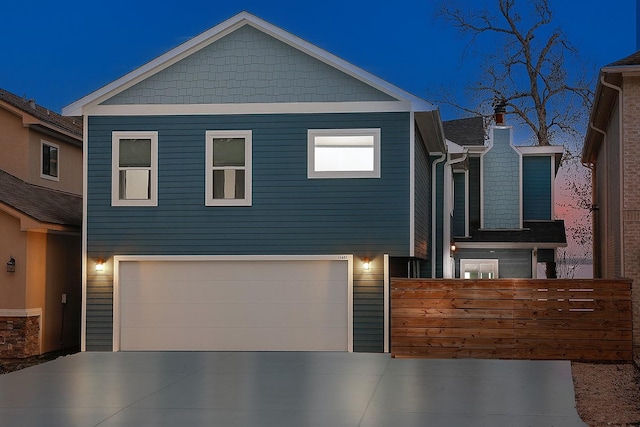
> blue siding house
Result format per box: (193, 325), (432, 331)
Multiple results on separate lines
(63, 12), (446, 352)
(436, 113), (566, 279)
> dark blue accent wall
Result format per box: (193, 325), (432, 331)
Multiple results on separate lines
(453, 172), (465, 237)
(469, 157), (481, 227)
(414, 126), (431, 260)
(523, 156), (552, 220)
(87, 113), (410, 256)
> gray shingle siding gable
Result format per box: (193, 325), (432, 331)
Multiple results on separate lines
(483, 127), (520, 229)
(102, 25), (395, 106)
(87, 112), (410, 255)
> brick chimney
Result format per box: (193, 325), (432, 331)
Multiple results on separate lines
(494, 99), (506, 125)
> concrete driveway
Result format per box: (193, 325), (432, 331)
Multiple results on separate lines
(0, 352), (586, 427)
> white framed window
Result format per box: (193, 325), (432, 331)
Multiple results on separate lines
(112, 131), (158, 206)
(460, 259), (499, 279)
(308, 128), (381, 178)
(205, 130), (252, 206)
(41, 141), (59, 181)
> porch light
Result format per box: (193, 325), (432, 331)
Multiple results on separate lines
(450, 243), (457, 253)
(95, 258), (105, 272)
(363, 257), (371, 271)
(6, 256), (15, 273)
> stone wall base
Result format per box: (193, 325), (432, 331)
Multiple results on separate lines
(0, 316), (40, 358)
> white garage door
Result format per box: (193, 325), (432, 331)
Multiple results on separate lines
(116, 256), (351, 351)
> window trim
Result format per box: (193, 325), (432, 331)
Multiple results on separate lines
(460, 259), (499, 279)
(40, 140), (59, 181)
(111, 131), (158, 207)
(205, 130), (252, 207)
(307, 128), (381, 179)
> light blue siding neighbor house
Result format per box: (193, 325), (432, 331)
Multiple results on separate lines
(63, 12), (446, 353)
(435, 112), (566, 279)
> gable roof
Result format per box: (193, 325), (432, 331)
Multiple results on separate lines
(63, 12), (434, 116)
(0, 88), (82, 139)
(443, 116), (485, 146)
(0, 170), (82, 229)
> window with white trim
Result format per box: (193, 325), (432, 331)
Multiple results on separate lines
(308, 128), (381, 178)
(41, 141), (59, 180)
(112, 131), (158, 206)
(205, 130), (252, 206)
(460, 259), (499, 279)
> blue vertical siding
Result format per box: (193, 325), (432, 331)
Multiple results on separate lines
(523, 156), (552, 220)
(469, 157), (481, 227)
(453, 172), (465, 237)
(414, 126), (431, 259)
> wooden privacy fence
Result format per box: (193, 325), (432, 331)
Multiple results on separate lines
(391, 278), (632, 361)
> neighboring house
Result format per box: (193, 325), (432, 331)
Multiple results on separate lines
(432, 111), (566, 279)
(582, 50), (640, 358)
(0, 88), (82, 357)
(63, 12), (447, 353)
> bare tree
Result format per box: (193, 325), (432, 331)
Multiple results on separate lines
(435, 0), (595, 277)
(435, 0), (593, 147)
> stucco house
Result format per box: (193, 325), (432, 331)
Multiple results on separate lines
(63, 12), (447, 353)
(435, 113), (566, 279)
(582, 50), (640, 357)
(0, 89), (83, 357)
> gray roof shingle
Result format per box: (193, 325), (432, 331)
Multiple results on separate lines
(0, 170), (82, 227)
(442, 116), (485, 146)
(0, 88), (82, 137)
(607, 50), (640, 67)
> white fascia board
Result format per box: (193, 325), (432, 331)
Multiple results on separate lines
(516, 145), (564, 155)
(63, 11), (434, 117)
(83, 101), (412, 116)
(446, 139), (466, 154)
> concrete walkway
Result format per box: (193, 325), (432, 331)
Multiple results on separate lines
(0, 352), (587, 427)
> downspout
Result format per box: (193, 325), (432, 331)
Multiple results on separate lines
(600, 75), (624, 276)
(443, 152), (468, 278)
(431, 153), (446, 278)
(585, 122), (606, 278)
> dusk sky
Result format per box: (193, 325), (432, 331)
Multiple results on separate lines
(2, 0), (636, 122)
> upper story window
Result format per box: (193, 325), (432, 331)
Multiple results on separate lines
(41, 141), (59, 181)
(205, 130), (252, 206)
(308, 129), (381, 178)
(112, 131), (158, 206)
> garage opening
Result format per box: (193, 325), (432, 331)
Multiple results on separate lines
(114, 255), (353, 352)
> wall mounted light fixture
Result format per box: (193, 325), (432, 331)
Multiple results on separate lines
(95, 258), (105, 272)
(363, 257), (371, 271)
(450, 243), (457, 253)
(6, 256), (15, 273)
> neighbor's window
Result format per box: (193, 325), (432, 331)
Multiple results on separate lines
(112, 131), (158, 206)
(41, 141), (59, 180)
(205, 130), (252, 206)
(460, 259), (499, 279)
(308, 129), (380, 178)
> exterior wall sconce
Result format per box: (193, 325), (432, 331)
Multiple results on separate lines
(450, 243), (457, 253)
(363, 257), (371, 271)
(6, 256), (15, 273)
(95, 258), (105, 272)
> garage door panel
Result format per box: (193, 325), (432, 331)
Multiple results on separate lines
(122, 302), (348, 328)
(121, 326), (347, 351)
(118, 258), (350, 351)
(120, 279), (347, 305)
